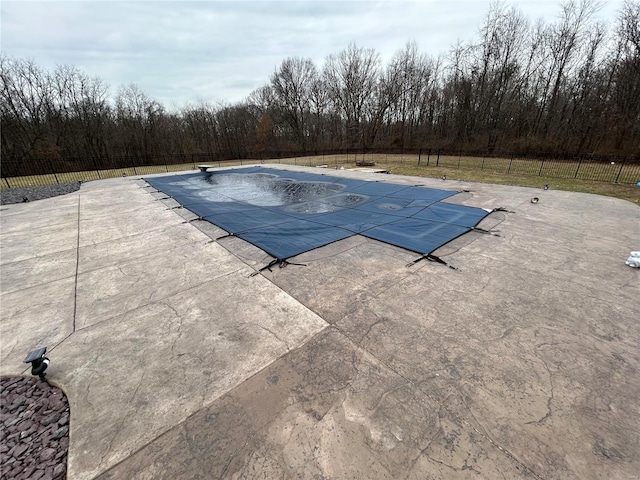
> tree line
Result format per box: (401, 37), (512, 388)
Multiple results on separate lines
(1, 0), (638, 165)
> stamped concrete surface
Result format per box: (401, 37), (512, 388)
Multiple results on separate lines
(0, 176), (327, 480)
(1, 166), (639, 480)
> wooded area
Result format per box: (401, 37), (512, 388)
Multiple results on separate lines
(1, 0), (638, 165)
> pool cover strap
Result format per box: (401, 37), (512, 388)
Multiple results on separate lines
(406, 254), (459, 270)
(472, 226), (501, 236)
(248, 258), (308, 277)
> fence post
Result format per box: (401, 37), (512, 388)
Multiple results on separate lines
(538, 160), (545, 176)
(48, 159), (60, 184)
(436, 149), (440, 166)
(507, 154), (513, 174)
(481, 156), (485, 171)
(92, 158), (102, 179)
(614, 159), (625, 183)
(574, 157), (582, 178)
(418, 149), (421, 166)
(427, 148), (431, 166)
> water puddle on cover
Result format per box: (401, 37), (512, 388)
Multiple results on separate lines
(180, 173), (368, 212)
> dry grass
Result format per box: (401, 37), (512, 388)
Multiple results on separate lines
(2, 154), (638, 205)
(274, 153), (640, 205)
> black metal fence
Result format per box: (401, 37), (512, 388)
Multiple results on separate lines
(413, 149), (639, 184)
(1, 148), (639, 189)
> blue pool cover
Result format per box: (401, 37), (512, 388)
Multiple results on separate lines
(145, 167), (494, 263)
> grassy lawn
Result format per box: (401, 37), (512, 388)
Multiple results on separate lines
(273, 153), (640, 205)
(2, 154), (638, 205)
(388, 164), (640, 205)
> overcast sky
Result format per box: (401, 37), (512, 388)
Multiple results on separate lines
(1, 1), (625, 109)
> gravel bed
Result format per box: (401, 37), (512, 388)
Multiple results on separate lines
(0, 377), (69, 480)
(0, 183), (81, 205)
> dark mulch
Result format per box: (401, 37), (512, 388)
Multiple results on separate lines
(0, 377), (69, 480)
(0, 183), (81, 205)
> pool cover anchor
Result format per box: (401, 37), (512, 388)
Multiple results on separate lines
(491, 207), (514, 213)
(406, 254), (458, 270)
(215, 233), (235, 241)
(472, 227), (501, 236)
(249, 258), (308, 277)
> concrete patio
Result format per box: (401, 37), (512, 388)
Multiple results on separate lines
(1, 165), (638, 479)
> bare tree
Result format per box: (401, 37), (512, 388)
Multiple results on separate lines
(382, 41), (439, 147)
(323, 43), (381, 148)
(181, 102), (220, 154)
(49, 64), (111, 160)
(0, 56), (55, 160)
(474, 2), (529, 149)
(269, 57), (318, 151)
(608, 0), (640, 151)
(534, 0), (602, 138)
(114, 84), (164, 158)
(3, 1), (639, 165)
(215, 103), (259, 158)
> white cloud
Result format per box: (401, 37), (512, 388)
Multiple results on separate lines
(1, 0), (625, 109)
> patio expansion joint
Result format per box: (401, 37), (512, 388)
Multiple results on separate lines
(0, 268), (78, 295)
(71, 265), (249, 334)
(71, 196), (81, 338)
(78, 215), (185, 241)
(77, 241), (213, 278)
(42, 196), (82, 361)
(0, 219), (79, 237)
(39, 195), (225, 356)
(0, 247), (77, 268)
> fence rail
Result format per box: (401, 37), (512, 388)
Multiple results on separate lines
(2, 148), (639, 189)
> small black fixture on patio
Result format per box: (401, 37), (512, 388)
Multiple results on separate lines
(24, 347), (50, 382)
